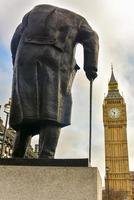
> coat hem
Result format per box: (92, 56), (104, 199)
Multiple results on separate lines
(10, 117), (71, 133)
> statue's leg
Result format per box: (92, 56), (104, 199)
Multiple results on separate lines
(12, 129), (32, 158)
(39, 124), (61, 158)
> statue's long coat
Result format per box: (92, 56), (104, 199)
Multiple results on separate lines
(9, 5), (99, 133)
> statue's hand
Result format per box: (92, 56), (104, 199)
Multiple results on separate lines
(86, 70), (97, 81)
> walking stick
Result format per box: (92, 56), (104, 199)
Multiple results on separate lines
(89, 79), (93, 166)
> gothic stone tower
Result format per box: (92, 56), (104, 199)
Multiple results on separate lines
(103, 68), (132, 199)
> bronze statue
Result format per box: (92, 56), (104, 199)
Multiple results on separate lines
(10, 4), (99, 158)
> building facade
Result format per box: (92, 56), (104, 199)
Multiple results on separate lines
(103, 69), (132, 199)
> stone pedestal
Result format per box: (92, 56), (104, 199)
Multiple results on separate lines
(0, 165), (102, 200)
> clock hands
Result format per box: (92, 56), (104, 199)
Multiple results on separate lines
(112, 111), (116, 116)
(108, 108), (120, 119)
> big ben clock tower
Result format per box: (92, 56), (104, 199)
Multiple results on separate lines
(103, 68), (132, 199)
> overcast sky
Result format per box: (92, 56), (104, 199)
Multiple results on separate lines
(0, 0), (134, 186)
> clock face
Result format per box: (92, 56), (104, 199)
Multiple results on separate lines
(108, 108), (120, 119)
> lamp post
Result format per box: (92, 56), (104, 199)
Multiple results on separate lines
(106, 166), (110, 200)
(0, 98), (11, 158)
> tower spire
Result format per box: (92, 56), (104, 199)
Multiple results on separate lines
(111, 63), (113, 71)
(106, 65), (122, 99)
(109, 64), (117, 84)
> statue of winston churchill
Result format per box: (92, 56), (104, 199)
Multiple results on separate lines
(9, 4), (99, 158)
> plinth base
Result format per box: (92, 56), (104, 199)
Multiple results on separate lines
(0, 164), (102, 200)
(0, 158), (88, 166)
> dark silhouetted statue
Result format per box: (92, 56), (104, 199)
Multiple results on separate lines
(10, 4), (99, 158)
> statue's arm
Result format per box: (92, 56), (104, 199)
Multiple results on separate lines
(11, 24), (23, 65)
(10, 12), (30, 66)
(77, 18), (99, 81)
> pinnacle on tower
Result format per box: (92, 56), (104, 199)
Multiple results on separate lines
(109, 64), (117, 84)
(108, 65), (118, 91)
(106, 65), (122, 99)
